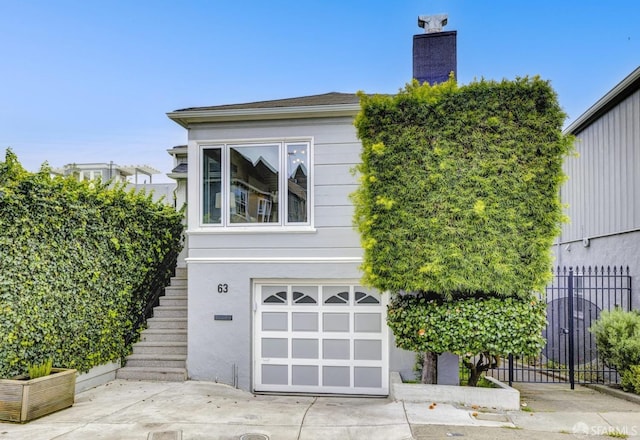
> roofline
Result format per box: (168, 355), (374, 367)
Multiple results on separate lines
(565, 65), (640, 135)
(166, 103), (361, 128)
(167, 145), (188, 155)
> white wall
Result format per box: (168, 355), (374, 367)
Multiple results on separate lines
(184, 115), (415, 390)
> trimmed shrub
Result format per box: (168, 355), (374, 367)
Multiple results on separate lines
(353, 77), (571, 384)
(590, 308), (640, 373)
(387, 294), (547, 356)
(353, 77), (572, 299)
(621, 365), (640, 394)
(0, 150), (184, 377)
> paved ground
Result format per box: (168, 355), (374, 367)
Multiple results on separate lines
(0, 380), (638, 439)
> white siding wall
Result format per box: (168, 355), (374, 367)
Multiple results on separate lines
(561, 89), (640, 243)
(183, 115), (416, 390)
(186, 116), (363, 257)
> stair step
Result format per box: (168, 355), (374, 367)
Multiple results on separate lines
(117, 367), (186, 382)
(140, 329), (187, 343)
(153, 306), (187, 318)
(133, 342), (187, 355)
(125, 354), (186, 368)
(159, 296), (187, 307)
(169, 278), (187, 287)
(146, 317), (187, 329)
(174, 267), (187, 278)
(164, 286), (187, 297)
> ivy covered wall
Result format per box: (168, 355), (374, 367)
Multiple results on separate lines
(0, 150), (183, 377)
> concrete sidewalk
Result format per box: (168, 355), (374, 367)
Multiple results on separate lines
(0, 380), (638, 439)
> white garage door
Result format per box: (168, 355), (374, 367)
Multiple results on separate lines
(253, 282), (388, 395)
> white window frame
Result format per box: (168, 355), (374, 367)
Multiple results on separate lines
(196, 138), (314, 230)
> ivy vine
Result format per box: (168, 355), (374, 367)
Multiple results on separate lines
(0, 150), (184, 377)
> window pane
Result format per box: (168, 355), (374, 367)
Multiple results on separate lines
(230, 146), (279, 223)
(286, 143), (308, 223)
(202, 148), (222, 224)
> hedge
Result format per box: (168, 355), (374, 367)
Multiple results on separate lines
(0, 150), (184, 377)
(387, 293), (547, 356)
(353, 77), (573, 299)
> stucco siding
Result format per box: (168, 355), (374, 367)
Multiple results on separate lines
(188, 261), (365, 388)
(561, 88), (640, 243)
(552, 231), (639, 310)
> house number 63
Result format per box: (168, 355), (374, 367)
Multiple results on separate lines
(217, 284), (229, 293)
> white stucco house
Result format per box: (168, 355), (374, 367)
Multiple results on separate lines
(166, 93), (416, 395)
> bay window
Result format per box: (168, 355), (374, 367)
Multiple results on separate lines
(201, 141), (310, 227)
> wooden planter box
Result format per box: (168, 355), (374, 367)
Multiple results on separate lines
(0, 368), (77, 423)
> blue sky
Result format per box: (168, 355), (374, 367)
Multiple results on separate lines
(1, 1), (638, 182)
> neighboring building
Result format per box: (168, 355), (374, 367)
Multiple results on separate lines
(554, 66), (640, 308)
(52, 162), (177, 206)
(167, 145), (188, 266)
(52, 162), (159, 184)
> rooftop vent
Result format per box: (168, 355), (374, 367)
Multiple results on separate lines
(417, 14), (448, 33)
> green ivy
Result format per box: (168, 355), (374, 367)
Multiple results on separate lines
(387, 294), (547, 356)
(0, 150), (184, 377)
(353, 77), (571, 377)
(353, 77), (573, 299)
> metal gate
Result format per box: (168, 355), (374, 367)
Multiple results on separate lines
(490, 266), (632, 388)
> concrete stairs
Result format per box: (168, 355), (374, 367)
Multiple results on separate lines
(117, 267), (188, 382)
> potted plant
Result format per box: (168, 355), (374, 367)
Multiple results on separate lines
(0, 358), (77, 423)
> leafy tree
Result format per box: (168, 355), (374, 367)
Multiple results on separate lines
(353, 77), (572, 384)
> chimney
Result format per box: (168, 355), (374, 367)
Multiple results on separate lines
(413, 14), (457, 84)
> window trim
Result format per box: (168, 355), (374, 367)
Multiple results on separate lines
(197, 138), (313, 230)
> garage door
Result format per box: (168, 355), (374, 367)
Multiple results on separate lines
(253, 282), (388, 395)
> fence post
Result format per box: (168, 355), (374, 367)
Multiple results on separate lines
(508, 353), (514, 387)
(568, 267), (575, 390)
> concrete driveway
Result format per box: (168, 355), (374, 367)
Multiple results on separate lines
(0, 380), (638, 439)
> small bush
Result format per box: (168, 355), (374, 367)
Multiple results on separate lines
(28, 358), (53, 379)
(590, 309), (640, 372)
(621, 365), (640, 394)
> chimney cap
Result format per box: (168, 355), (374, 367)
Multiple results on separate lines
(418, 14), (448, 33)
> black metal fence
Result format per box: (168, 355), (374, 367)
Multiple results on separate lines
(124, 244), (182, 346)
(490, 266), (632, 388)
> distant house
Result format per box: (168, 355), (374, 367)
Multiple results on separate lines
(554, 66), (640, 308)
(167, 145), (188, 211)
(52, 162), (177, 206)
(52, 162), (159, 184)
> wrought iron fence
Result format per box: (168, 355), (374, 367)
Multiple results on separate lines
(490, 266), (632, 388)
(124, 243), (182, 346)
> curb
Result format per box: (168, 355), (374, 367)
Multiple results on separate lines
(584, 383), (640, 405)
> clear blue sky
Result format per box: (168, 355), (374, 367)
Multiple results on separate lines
(1, 1), (638, 182)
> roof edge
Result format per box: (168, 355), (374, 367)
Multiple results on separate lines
(167, 103), (361, 128)
(565, 66), (640, 135)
